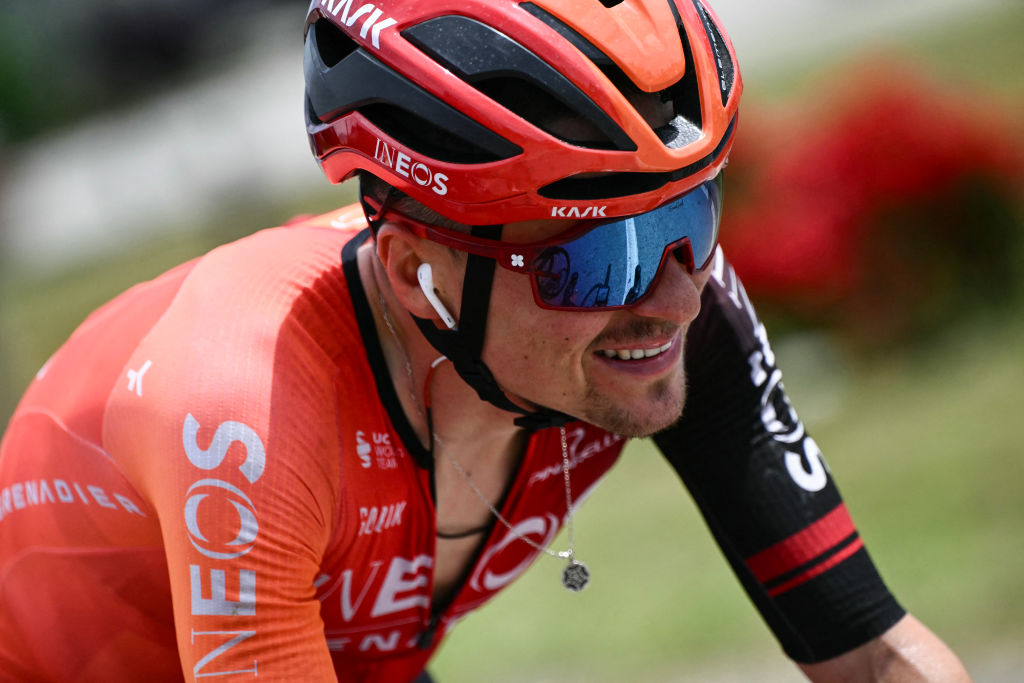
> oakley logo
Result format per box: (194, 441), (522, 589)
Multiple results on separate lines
(470, 513), (560, 592)
(551, 206), (607, 219)
(318, 1), (397, 50)
(374, 139), (449, 195)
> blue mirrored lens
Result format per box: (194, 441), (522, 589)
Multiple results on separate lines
(534, 179), (721, 309)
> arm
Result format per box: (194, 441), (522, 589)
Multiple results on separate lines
(799, 614), (972, 682)
(655, 250), (966, 670)
(103, 229), (348, 680)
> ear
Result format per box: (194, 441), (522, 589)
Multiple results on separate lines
(375, 223), (461, 324)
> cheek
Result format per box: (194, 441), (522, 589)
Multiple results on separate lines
(693, 265), (712, 292)
(483, 271), (547, 356)
(484, 270), (607, 366)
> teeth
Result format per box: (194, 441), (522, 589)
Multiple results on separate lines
(600, 341), (672, 360)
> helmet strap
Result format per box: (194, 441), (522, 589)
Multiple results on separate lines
(361, 186), (398, 238)
(360, 187), (572, 430)
(410, 225), (572, 431)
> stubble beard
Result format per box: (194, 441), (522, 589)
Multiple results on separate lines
(581, 363), (687, 438)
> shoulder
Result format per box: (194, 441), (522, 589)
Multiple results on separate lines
(102, 206), (371, 505)
(690, 246), (770, 360)
(112, 206), (368, 414)
(660, 247), (780, 445)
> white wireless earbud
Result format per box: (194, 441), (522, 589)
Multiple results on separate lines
(417, 263), (457, 330)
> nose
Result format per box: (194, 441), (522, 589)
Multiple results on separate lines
(628, 255), (706, 325)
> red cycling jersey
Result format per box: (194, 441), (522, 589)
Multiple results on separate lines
(0, 206), (905, 681)
(0, 207), (625, 682)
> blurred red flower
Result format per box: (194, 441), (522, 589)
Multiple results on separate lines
(721, 60), (1024, 341)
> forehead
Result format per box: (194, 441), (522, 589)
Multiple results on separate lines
(500, 216), (586, 244)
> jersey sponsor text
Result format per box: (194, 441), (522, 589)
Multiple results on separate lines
(182, 414), (267, 676)
(0, 478), (147, 523)
(358, 501), (407, 535)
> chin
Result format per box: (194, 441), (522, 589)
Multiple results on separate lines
(595, 408), (683, 439)
(582, 376), (686, 438)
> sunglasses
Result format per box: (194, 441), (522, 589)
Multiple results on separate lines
(382, 175), (722, 311)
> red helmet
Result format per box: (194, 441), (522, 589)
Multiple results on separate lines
(304, 0), (742, 225)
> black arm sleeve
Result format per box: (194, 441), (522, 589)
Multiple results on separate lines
(653, 251), (905, 663)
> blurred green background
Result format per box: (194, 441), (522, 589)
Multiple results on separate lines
(1, 1), (1022, 681)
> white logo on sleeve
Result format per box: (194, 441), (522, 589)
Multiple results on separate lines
(356, 431), (373, 468)
(354, 430), (403, 470)
(127, 360), (153, 397)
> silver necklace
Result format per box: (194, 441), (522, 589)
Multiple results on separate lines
(375, 280), (589, 592)
(437, 425), (589, 592)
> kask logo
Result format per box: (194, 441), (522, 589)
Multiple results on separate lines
(318, 0), (396, 50)
(551, 206), (608, 219)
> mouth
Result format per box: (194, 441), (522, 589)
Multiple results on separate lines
(597, 340), (674, 361)
(591, 331), (683, 378)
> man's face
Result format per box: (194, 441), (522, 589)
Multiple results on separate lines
(476, 218), (710, 437)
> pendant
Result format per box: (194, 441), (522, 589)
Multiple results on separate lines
(562, 560), (590, 592)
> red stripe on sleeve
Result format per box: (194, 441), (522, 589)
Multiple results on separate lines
(766, 537), (864, 597)
(746, 503), (857, 585)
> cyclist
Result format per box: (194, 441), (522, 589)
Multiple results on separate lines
(0, 0), (971, 681)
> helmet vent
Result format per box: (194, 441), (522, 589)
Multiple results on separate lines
(520, 2), (703, 150)
(539, 171), (671, 200)
(539, 113), (735, 200)
(521, 3), (616, 66)
(305, 21), (523, 164)
(598, 0), (626, 7)
(313, 18), (358, 68)
(692, 0), (735, 105)
(360, 103), (511, 164)
(654, 22), (703, 148)
(475, 77), (619, 150)
(404, 16), (636, 152)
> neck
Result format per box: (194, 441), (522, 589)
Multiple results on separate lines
(357, 242), (523, 463)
